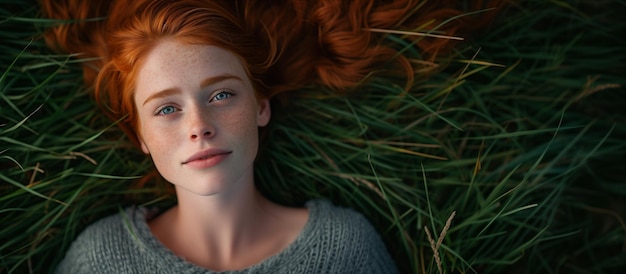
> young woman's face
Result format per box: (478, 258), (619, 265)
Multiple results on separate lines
(134, 40), (271, 196)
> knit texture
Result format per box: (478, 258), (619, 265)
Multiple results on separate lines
(55, 200), (399, 273)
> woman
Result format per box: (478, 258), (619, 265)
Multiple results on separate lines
(41, 0), (500, 272)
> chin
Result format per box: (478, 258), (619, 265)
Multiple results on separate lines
(163, 171), (250, 198)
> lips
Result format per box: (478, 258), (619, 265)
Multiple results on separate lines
(182, 148), (232, 167)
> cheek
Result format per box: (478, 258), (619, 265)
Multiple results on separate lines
(138, 119), (174, 153)
(221, 107), (260, 149)
(140, 123), (180, 177)
(231, 107), (258, 133)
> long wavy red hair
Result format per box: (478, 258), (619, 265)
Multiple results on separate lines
(40, 0), (503, 146)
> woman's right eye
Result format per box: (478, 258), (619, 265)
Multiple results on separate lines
(157, 106), (177, 116)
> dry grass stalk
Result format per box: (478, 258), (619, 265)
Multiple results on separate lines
(367, 28), (464, 41)
(425, 211), (457, 274)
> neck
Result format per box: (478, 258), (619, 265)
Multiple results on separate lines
(178, 178), (266, 230)
(158, 171), (280, 270)
(175, 171), (267, 238)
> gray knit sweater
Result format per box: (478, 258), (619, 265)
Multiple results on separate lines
(55, 200), (399, 273)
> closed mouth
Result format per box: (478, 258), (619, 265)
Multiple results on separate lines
(183, 149), (232, 165)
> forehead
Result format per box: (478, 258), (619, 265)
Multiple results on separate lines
(135, 40), (250, 98)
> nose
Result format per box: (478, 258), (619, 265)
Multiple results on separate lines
(187, 106), (214, 141)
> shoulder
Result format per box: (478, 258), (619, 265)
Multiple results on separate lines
(307, 199), (377, 236)
(54, 207), (149, 274)
(303, 199), (399, 273)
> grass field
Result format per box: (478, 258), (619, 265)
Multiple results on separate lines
(1, 0), (625, 273)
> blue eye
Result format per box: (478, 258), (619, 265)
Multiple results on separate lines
(211, 91), (232, 102)
(157, 106), (177, 115)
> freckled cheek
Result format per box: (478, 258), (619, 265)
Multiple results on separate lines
(224, 108), (259, 134)
(220, 109), (261, 157)
(140, 120), (180, 151)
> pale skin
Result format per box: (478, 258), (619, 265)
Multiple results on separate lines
(134, 39), (309, 271)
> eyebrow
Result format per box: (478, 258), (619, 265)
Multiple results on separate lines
(142, 74), (243, 106)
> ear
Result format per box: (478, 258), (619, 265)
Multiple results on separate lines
(138, 135), (150, 155)
(257, 98), (271, 127)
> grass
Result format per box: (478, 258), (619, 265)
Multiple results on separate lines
(1, 0), (625, 273)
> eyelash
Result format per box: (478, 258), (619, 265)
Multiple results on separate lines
(154, 90), (234, 116)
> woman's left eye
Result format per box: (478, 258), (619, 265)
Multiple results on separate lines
(210, 91), (233, 102)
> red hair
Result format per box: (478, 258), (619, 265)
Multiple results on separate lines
(40, 0), (503, 146)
